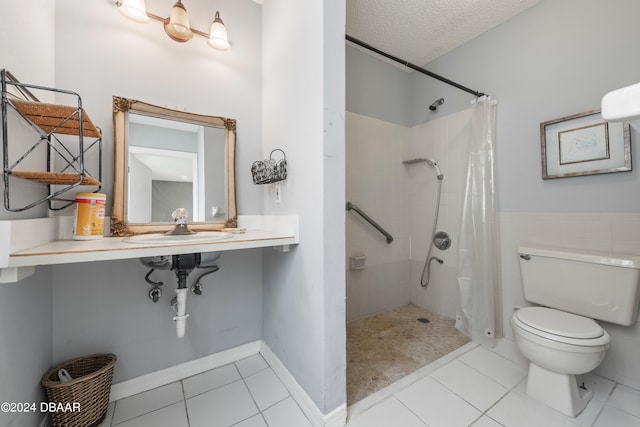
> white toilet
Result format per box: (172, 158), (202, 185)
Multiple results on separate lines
(511, 245), (640, 417)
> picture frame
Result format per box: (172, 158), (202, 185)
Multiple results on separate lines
(540, 110), (631, 179)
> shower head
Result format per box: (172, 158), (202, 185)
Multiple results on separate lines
(429, 98), (445, 111)
(402, 157), (443, 179)
(425, 158), (444, 180)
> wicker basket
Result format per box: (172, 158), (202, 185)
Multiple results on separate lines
(41, 353), (116, 427)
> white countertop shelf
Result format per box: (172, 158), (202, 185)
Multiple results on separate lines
(0, 215), (298, 281)
(8, 230), (296, 267)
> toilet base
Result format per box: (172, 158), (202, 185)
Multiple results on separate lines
(526, 363), (593, 417)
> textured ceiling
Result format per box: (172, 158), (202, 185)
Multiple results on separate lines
(346, 0), (543, 67)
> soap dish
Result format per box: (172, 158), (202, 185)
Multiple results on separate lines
(222, 227), (247, 234)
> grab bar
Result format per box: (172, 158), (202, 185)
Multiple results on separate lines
(346, 201), (393, 244)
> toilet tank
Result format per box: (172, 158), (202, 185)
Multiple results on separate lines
(518, 245), (640, 326)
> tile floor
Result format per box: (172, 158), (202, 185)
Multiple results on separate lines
(102, 354), (312, 427)
(346, 339), (640, 427)
(102, 339), (640, 427)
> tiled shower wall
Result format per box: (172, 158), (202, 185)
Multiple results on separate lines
(346, 109), (473, 321)
(346, 112), (411, 321)
(408, 108), (472, 320)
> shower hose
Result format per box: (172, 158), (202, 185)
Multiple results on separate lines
(420, 177), (443, 288)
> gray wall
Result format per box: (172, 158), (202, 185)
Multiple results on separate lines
(0, 268), (53, 427)
(0, 1), (55, 426)
(204, 126), (227, 221)
(129, 123), (198, 153)
(409, 0), (640, 213)
(151, 180), (193, 222)
(0, 0), (54, 221)
(261, 0), (347, 414)
(346, 45), (412, 127)
(52, 253), (262, 383)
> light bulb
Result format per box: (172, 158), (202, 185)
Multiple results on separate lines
(117, 0), (149, 23)
(208, 11), (230, 50)
(164, 0), (193, 42)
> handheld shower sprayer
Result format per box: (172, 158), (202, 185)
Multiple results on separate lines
(402, 156), (445, 288)
(429, 98), (445, 111)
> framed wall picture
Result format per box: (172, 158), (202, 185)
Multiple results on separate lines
(540, 110), (631, 179)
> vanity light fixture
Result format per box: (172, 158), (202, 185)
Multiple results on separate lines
(115, 0), (230, 50)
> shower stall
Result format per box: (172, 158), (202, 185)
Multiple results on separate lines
(345, 107), (474, 404)
(345, 36), (499, 405)
(346, 107), (477, 319)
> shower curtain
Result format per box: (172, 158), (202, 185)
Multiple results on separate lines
(455, 96), (500, 348)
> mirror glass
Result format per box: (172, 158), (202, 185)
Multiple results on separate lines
(112, 96), (237, 236)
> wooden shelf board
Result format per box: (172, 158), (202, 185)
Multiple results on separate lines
(10, 171), (101, 186)
(10, 99), (101, 138)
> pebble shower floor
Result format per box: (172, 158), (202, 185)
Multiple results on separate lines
(346, 304), (471, 404)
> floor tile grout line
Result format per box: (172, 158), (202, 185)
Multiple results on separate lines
(110, 381), (187, 425)
(427, 347), (514, 415)
(457, 346), (528, 381)
(180, 379), (191, 427)
(236, 355), (270, 379)
(239, 364), (306, 423)
(240, 370), (268, 416)
(457, 359), (527, 392)
(109, 398), (185, 427)
(429, 371), (509, 418)
(388, 395), (430, 427)
(109, 401), (117, 426)
(250, 354), (316, 427)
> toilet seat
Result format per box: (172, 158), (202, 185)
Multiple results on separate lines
(512, 307), (609, 347)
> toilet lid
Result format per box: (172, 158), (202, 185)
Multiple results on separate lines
(515, 307), (604, 339)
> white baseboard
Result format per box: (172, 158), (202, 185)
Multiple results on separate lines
(259, 341), (347, 427)
(323, 404), (348, 427)
(109, 340), (261, 402)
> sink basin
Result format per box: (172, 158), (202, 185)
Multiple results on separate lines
(122, 231), (233, 244)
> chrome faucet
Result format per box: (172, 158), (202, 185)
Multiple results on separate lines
(165, 208), (195, 236)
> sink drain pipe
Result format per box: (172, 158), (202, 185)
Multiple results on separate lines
(171, 254), (199, 339)
(140, 252), (221, 339)
(173, 288), (189, 339)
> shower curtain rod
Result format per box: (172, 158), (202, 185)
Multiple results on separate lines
(346, 34), (486, 98)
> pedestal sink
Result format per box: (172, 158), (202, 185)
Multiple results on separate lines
(122, 231), (233, 244)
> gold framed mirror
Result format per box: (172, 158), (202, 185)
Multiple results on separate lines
(111, 96), (237, 236)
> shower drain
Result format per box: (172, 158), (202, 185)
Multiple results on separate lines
(417, 317), (430, 324)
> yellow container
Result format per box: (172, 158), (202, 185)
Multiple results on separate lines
(73, 193), (106, 240)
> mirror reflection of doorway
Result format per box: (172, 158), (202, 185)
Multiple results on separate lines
(127, 146), (198, 223)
